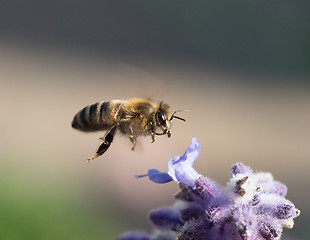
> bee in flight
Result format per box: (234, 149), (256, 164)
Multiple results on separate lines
(71, 98), (189, 162)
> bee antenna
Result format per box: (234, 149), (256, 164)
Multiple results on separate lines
(170, 109), (191, 121)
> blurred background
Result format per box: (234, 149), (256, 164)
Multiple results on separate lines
(0, 1), (309, 239)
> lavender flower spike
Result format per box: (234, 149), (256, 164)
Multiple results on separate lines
(121, 138), (300, 240)
(136, 138), (201, 188)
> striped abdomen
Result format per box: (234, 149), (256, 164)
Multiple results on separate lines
(71, 101), (122, 132)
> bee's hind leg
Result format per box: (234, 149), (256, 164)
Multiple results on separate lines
(87, 126), (117, 162)
(87, 141), (111, 162)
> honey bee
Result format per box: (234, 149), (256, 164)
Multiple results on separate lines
(71, 98), (189, 162)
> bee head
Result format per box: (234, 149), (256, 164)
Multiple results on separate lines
(154, 102), (190, 137)
(155, 102), (171, 136)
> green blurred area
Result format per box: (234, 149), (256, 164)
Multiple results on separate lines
(0, 154), (123, 240)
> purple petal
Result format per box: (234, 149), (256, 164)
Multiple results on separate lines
(167, 138), (201, 188)
(231, 163), (253, 176)
(135, 169), (173, 184)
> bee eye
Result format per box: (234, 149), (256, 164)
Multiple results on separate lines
(156, 110), (167, 125)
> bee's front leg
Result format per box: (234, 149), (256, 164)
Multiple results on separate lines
(150, 131), (155, 143)
(88, 125), (117, 162)
(148, 121), (155, 143)
(129, 135), (137, 150)
(167, 130), (171, 138)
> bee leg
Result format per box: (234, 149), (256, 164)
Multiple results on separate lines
(129, 125), (137, 150)
(150, 130), (155, 143)
(167, 130), (171, 138)
(148, 121), (155, 143)
(87, 126), (117, 162)
(129, 135), (137, 150)
(87, 141), (111, 162)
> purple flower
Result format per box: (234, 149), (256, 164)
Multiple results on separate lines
(118, 138), (300, 240)
(116, 231), (150, 240)
(136, 138), (201, 188)
(148, 206), (182, 231)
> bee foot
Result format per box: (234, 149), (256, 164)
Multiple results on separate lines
(87, 155), (99, 163)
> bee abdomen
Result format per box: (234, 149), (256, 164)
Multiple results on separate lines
(72, 101), (112, 132)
